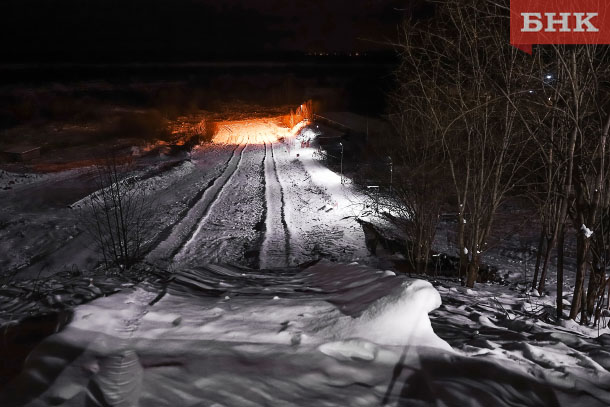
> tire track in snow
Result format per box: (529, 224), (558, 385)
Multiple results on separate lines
(274, 143), (292, 266)
(260, 141), (291, 268)
(250, 141), (268, 268)
(174, 135), (251, 262)
(146, 135), (248, 263)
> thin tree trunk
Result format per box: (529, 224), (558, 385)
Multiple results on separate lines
(457, 212), (467, 285)
(570, 235), (590, 320)
(586, 264), (604, 319)
(465, 255), (479, 288)
(532, 227), (546, 290)
(594, 277), (609, 326)
(556, 226), (565, 321)
(538, 235), (557, 293)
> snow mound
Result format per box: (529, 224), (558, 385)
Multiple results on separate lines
(347, 279), (452, 350)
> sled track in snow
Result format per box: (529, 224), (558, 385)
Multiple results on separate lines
(273, 143), (292, 264)
(249, 142), (268, 268)
(260, 141), (291, 268)
(174, 136), (251, 261)
(146, 136), (249, 263)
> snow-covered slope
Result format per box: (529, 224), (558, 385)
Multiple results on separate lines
(1, 261), (452, 407)
(4, 260), (609, 406)
(3, 120), (610, 406)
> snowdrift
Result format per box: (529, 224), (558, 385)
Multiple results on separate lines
(3, 262), (607, 406)
(352, 279), (451, 349)
(0, 262), (453, 406)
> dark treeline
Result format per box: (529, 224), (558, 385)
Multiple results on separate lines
(0, 60), (395, 129)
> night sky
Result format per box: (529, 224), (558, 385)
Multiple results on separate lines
(0, 0), (416, 63)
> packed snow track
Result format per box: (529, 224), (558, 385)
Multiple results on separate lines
(146, 119), (369, 269)
(146, 137), (249, 263)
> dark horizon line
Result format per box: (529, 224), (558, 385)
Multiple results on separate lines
(0, 51), (398, 67)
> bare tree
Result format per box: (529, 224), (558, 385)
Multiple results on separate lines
(394, 0), (533, 287)
(384, 110), (448, 274)
(394, 0), (610, 324)
(522, 51), (572, 297)
(539, 45), (610, 322)
(520, 44), (610, 323)
(80, 155), (155, 271)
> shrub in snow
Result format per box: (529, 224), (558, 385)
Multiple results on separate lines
(78, 156), (156, 270)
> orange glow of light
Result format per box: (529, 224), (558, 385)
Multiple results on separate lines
(209, 101), (313, 145)
(212, 117), (301, 145)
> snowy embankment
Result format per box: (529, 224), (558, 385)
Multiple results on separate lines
(1, 262), (453, 407)
(2, 140), (238, 280)
(430, 281), (610, 405)
(2, 156), (202, 280)
(0, 169), (50, 190)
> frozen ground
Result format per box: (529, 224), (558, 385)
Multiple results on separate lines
(1, 120), (610, 405)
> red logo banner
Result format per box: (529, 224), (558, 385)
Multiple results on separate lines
(510, 0), (610, 54)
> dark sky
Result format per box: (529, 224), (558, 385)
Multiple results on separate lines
(0, 0), (413, 63)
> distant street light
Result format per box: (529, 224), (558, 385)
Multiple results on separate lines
(339, 142), (344, 185)
(543, 73), (556, 86)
